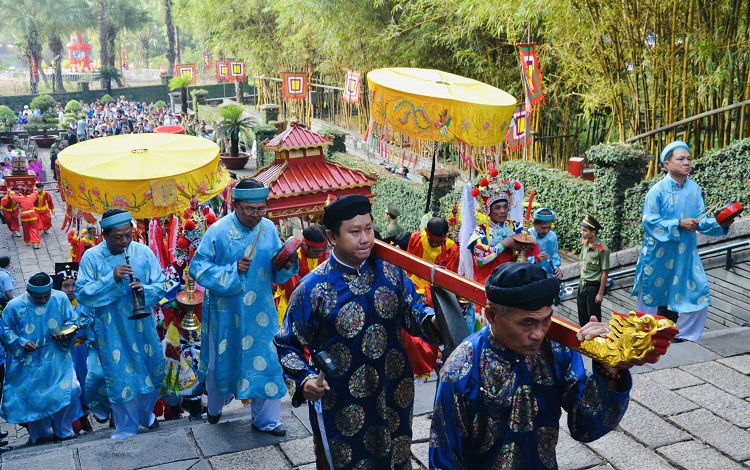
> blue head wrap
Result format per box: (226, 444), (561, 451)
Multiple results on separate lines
(233, 186), (269, 202)
(660, 141), (690, 164)
(26, 272), (53, 294)
(100, 211), (133, 230)
(533, 207), (555, 223)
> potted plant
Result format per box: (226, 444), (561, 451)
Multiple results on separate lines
(191, 89), (209, 105)
(0, 105), (19, 144)
(154, 100), (167, 111)
(216, 103), (256, 170)
(168, 73), (191, 117)
(101, 94), (116, 104)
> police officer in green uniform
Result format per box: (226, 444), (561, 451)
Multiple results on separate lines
(577, 214), (610, 326)
(382, 202), (403, 243)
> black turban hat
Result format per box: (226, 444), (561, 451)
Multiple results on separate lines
(323, 195), (372, 229)
(485, 263), (561, 311)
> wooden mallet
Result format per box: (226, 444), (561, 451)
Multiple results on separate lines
(313, 351), (338, 386)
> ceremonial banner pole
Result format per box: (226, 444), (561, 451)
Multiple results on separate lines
(372, 240), (678, 367)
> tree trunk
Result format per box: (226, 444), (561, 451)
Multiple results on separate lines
(231, 131), (239, 157)
(49, 36), (65, 92)
(98, 0), (110, 90)
(165, 0), (176, 72)
(175, 26), (181, 64)
(140, 35), (150, 69)
(235, 80), (243, 103)
(181, 87), (188, 116)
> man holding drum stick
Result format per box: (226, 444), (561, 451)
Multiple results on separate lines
(190, 178), (298, 435)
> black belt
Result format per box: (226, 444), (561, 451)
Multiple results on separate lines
(582, 280), (600, 287)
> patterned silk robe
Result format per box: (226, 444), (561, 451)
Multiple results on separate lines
(75, 241), (166, 406)
(631, 175), (727, 313)
(275, 255), (437, 470)
(189, 213), (297, 400)
(430, 328), (631, 470)
(469, 221), (540, 285)
(1, 291), (80, 423)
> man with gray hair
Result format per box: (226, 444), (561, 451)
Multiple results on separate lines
(430, 263), (632, 469)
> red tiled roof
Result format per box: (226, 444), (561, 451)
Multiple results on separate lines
(254, 157), (375, 198)
(264, 124), (331, 150)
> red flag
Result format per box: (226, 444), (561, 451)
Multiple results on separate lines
(228, 60), (245, 82)
(215, 60), (229, 82)
(505, 103), (532, 150)
(281, 72), (308, 101)
(517, 43), (545, 106)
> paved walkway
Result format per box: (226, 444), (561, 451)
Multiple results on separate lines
(2, 146), (750, 469)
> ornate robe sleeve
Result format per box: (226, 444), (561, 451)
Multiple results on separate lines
(398, 267), (439, 343)
(1, 303), (28, 358)
(557, 348), (631, 443)
(189, 227), (244, 297)
(75, 251), (127, 310)
(430, 341), (474, 470)
(273, 280), (317, 407)
(469, 226), (503, 267)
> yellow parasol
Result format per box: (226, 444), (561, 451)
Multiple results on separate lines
(58, 134), (230, 218)
(367, 67), (516, 212)
(367, 68), (516, 146)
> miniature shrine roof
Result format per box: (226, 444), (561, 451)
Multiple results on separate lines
(264, 123), (331, 151)
(254, 157), (375, 199)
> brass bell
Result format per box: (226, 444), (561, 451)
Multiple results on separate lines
(176, 267), (203, 331)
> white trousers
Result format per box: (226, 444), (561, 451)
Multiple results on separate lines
(635, 294), (708, 341)
(109, 388), (160, 439)
(27, 373), (82, 443)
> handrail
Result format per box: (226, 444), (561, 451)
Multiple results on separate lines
(564, 240), (750, 291)
(625, 99), (750, 143)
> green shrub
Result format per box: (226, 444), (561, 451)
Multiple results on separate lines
(154, 100), (167, 110)
(328, 152), (426, 233)
(0, 105), (18, 130)
(692, 138), (750, 210)
(319, 127), (346, 158)
(101, 94), (116, 104)
(64, 99), (82, 113)
(589, 143), (649, 251)
(30, 94), (56, 111)
(253, 124), (279, 168)
(191, 89), (209, 99)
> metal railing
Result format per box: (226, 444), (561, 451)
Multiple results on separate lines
(563, 240), (750, 292)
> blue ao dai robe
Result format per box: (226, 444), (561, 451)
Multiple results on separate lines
(430, 328), (631, 469)
(631, 175), (727, 313)
(189, 214), (297, 400)
(529, 228), (561, 276)
(1, 291), (80, 424)
(274, 255), (437, 470)
(75, 242), (166, 406)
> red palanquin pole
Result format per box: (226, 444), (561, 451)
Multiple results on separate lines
(373, 240), (677, 366)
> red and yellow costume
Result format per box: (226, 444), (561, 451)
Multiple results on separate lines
(275, 238), (329, 326)
(34, 189), (55, 232)
(68, 227), (101, 262)
(1, 192), (21, 236)
(403, 228), (460, 376)
(10, 191), (40, 246)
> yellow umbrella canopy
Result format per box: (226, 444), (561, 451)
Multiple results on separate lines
(58, 134), (230, 218)
(367, 67), (516, 146)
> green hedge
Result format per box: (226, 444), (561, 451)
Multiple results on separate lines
(328, 152), (427, 233)
(589, 143), (650, 251)
(693, 138), (750, 209)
